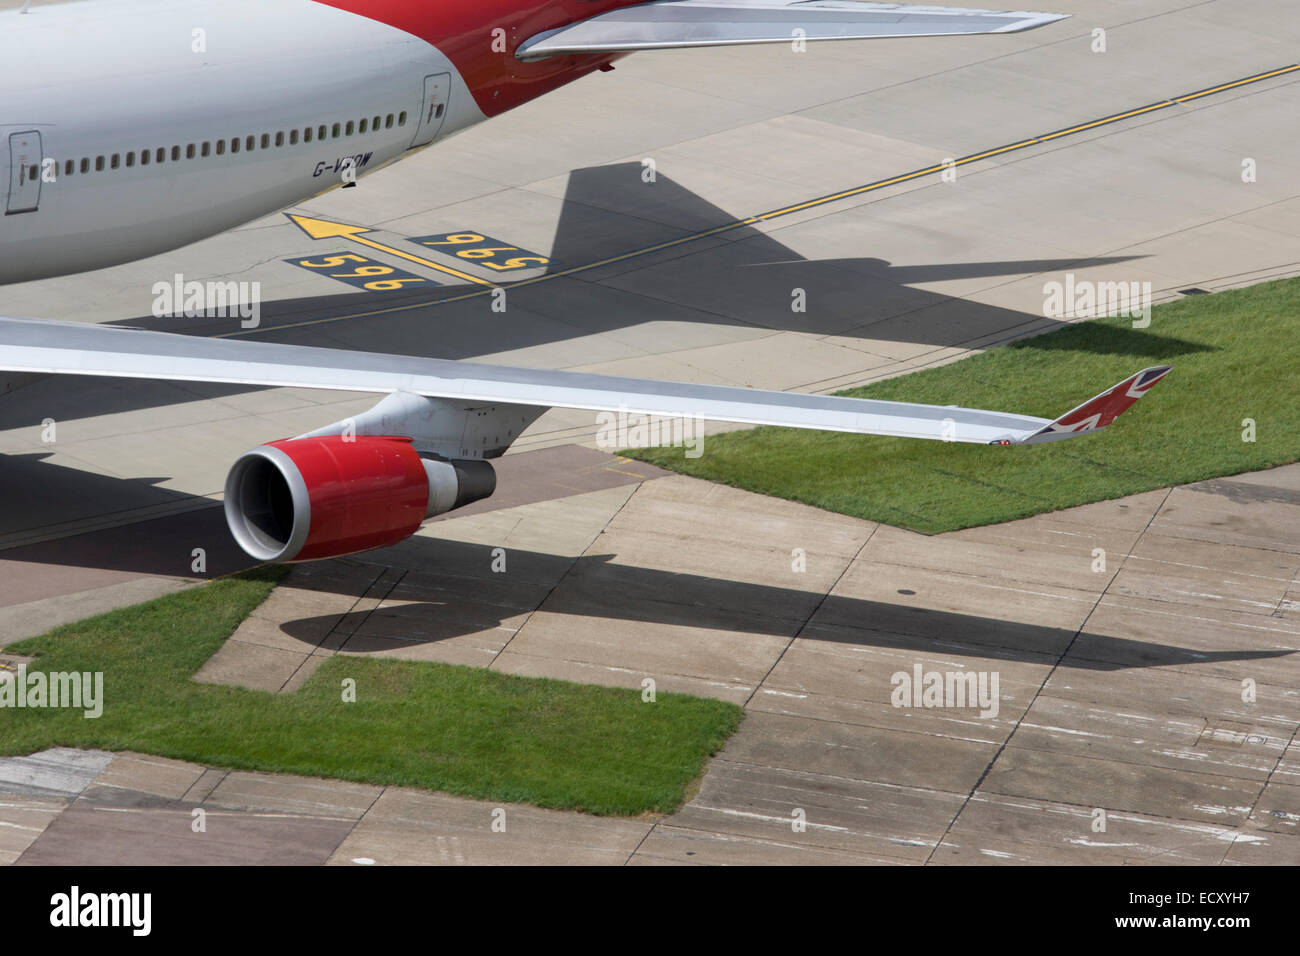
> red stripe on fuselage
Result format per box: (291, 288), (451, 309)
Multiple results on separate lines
(311, 0), (639, 117)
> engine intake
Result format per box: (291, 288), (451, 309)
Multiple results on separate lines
(224, 436), (495, 563)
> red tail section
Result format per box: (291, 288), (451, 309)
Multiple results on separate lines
(312, 0), (639, 116)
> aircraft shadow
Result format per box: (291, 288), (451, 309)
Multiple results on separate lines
(0, 464), (1288, 674)
(0, 453), (250, 587)
(0, 163), (1207, 432)
(272, 537), (1293, 674)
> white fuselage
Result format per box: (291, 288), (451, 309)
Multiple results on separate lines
(0, 0), (485, 284)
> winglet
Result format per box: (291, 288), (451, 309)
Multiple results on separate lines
(1012, 366), (1173, 445)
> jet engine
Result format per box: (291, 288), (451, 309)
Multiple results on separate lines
(223, 435), (495, 562)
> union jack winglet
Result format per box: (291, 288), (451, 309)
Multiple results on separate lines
(1014, 365), (1173, 445)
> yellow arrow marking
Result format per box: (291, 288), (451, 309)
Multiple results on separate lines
(286, 214), (495, 287)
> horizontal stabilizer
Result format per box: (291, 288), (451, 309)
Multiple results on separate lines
(0, 317), (1166, 452)
(517, 1), (1069, 60)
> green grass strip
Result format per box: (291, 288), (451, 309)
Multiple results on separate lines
(625, 278), (1300, 533)
(1, 568), (742, 816)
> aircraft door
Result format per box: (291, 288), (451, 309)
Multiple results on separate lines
(409, 73), (451, 148)
(6, 130), (42, 215)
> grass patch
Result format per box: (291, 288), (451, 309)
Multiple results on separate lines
(625, 278), (1300, 533)
(0, 569), (742, 815)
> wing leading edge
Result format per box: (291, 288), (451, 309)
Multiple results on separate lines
(0, 316), (1166, 447)
(516, 1), (1069, 60)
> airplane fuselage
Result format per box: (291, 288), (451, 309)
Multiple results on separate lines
(0, 0), (629, 284)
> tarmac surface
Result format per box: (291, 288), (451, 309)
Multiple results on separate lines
(4, 461), (1299, 865)
(1, 0), (1299, 864)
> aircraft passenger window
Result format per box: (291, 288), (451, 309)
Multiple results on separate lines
(318, 125), (327, 139)
(64, 159), (74, 176)
(126, 152), (136, 167)
(231, 138), (240, 154)
(27, 164), (37, 180)
(275, 132), (284, 147)
(199, 143), (207, 157)
(96, 156), (105, 171)
(332, 123), (341, 138)
(139, 151), (148, 166)
(385, 114), (393, 129)
(345, 121), (354, 136)
(111, 154), (120, 169)
(398, 111), (406, 126)
(216, 140), (225, 155)
(262, 134), (271, 149)
(156, 148), (165, 163)
(81, 158), (90, 173)
(372, 115), (380, 130)
(246, 135), (255, 151)
(359, 119), (367, 134)
(172, 146), (180, 161)
(304, 127), (313, 143)
(289, 130), (298, 145)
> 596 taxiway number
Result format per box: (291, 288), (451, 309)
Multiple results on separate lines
(286, 252), (433, 292)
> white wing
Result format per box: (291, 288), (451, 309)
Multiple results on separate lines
(0, 316), (1166, 447)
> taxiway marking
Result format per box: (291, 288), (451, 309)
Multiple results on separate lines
(286, 215), (495, 287)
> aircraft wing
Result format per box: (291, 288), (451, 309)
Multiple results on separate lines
(516, 1), (1069, 60)
(0, 316), (1167, 447)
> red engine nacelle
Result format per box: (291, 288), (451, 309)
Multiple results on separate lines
(224, 436), (427, 563)
(223, 436), (495, 563)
